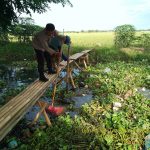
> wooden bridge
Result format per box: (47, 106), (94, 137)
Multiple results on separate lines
(0, 49), (92, 141)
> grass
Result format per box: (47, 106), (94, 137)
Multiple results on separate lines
(0, 42), (35, 61)
(68, 32), (114, 48)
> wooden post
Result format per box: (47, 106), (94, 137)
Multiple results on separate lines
(74, 61), (83, 71)
(38, 101), (51, 126)
(56, 76), (66, 85)
(85, 54), (89, 64)
(51, 52), (61, 106)
(83, 59), (87, 69)
(31, 101), (51, 126)
(69, 69), (76, 89)
(51, 81), (57, 107)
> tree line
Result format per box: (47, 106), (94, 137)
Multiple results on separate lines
(0, 17), (43, 45)
(0, 0), (72, 45)
(0, 0), (72, 31)
(0, 18), (150, 51)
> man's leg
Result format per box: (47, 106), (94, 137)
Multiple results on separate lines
(34, 49), (48, 82)
(44, 51), (56, 74)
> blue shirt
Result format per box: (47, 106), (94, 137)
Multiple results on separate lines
(48, 37), (62, 52)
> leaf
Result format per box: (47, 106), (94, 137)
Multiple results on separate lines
(104, 134), (113, 145)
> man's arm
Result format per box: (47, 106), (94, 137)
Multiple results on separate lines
(42, 40), (56, 55)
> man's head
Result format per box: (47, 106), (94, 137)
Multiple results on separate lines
(64, 35), (71, 45)
(53, 30), (59, 36)
(45, 23), (55, 36)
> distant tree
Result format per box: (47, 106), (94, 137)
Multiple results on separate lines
(0, 0), (72, 30)
(140, 33), (150, 51)
(0, 28), (9, 45)
(18, 17), (35, 43)
(19, 17), (35, 25)
(9, 17), (43, 43)
(114, 24), (135, 48)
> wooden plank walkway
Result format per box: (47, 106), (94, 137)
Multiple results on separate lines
(0, 49), (92, 141)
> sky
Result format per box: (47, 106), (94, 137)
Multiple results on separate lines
(22, 0), (150, 31)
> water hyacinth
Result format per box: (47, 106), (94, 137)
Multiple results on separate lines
(145, 134), (150, 150)
(104, 67), (111, 73)
(113, 102), (122, 108)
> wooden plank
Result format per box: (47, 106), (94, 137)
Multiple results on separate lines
(0, 81), (41, 116)
(0, 86), (48, 141)
(0, 80), (40, 111)
(0, 74), (56, 117)
(0, 78), (48, 117)
(0, 75), (56, 137)
(0, 75), (56, 128)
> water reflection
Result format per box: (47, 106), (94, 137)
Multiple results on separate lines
(0, 63), (38, 104)
(138, 87), (150, 99)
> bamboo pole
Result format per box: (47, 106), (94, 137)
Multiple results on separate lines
(51, 51), (61, 106)
(69, 69), (76, 89)
(86, 54), (89, 64)
(74, 61), (83, 71)
(51, 82), (57, 107)
(31, 101), (47, 125)
(83, 59), (87, 68)
(66, 45), (71, 93)
(56, 76), (66, 85)
(38, 101), (51, 126)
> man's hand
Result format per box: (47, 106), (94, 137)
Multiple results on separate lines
(54, 52), (61, 57)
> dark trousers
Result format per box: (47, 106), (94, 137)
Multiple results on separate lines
(62, 52), (68, 61)
(34, 49), (52, 77)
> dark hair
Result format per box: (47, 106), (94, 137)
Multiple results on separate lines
(45, 23), (55, 31)
(64, 35), (71, 45)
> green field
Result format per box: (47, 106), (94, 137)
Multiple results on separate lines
(67, 31), (150, 48)
(68, 32), (114, 48)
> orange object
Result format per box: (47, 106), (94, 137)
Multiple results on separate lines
(46, 105), (65, 116)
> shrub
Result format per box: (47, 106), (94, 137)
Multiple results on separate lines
(140, 33), (150, 51)
(114, 24), (135, 48)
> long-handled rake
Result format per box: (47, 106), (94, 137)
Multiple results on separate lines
(46, 51), (65, 116)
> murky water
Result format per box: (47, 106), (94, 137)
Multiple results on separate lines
(0, 63), (38, 105)
(66, 89), (93, 117)
(138, 87), (150, 99)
